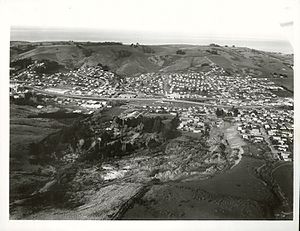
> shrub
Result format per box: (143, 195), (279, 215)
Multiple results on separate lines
(10, 58), (34, 70)
(176, 49), (186, 55)
(117, 50), (132, 58)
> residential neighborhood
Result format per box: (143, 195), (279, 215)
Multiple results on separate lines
(10, 58), (294, 163)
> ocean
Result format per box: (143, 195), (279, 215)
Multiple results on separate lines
(10, 27), (293, 54)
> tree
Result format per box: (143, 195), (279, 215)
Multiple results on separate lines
(10, 57), (33, 70)
(118, 50), (132, 58)
(176, 49), (186, 55)
(216, 108), (224, 117)
(209, 43), (220, 47)
(141, 45), (155, 53)
(231, 106), (239, 117)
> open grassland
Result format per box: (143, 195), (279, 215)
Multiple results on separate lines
(11, 42), (293, 91)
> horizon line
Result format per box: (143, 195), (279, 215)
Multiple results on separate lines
(9, 40), (294, 55)
(10, 25), (290, 43)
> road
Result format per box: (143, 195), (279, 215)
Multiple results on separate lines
(19, 84), (277, 110)
(10, 79), (277, 109)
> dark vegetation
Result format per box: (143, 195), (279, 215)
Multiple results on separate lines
(10, 44), (37, 55)
(130, 43), (155, 53)
(10, 91), (47, 107)
(201, 63), (210, 67)
(117, 50), (132, 58)
(130, 43), (140, 48)
(10, 57), (34, 70)
(75, 44), (93, 57)
(28, 110), (84, 119)
(141, 45), (155, 54)
(75, 41), (123, 46)
(10, 58), (64, 74)
(270, 89), (293, 98)
(176, 49), (186, 55)
(34, 59), (65, 74)
(216, 107), (239, 117)
(82, 48), (93, 57)
(209, 43), (221, 47)
(97, 62), (110, 71)
(273, 72), (288, 78)
(206, 49), (219, 55)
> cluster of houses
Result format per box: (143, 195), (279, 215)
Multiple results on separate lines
(126, 101), (294, 162)
(123, 64), (290, 109)
(124, 73), (165, 96)
(50, 97), (110, 113)
(165, 72), (213, 98)
(124, 71), (215, 99)
(10, 80), (110, 114)
(11, 61), (293, 110)
(236, 108), (293, 161)
(10, 64), (116, 97)
(9, 82), (28, 99)
(177, 106), (214, 133)
(206, 72), (289, 107)
(10, 61), (294, 162)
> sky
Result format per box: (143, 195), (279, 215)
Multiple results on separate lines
(4, 0), (295, 43)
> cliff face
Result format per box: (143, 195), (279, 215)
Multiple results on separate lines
(9, 109), (181, 215)
(29, 110), (180, 164)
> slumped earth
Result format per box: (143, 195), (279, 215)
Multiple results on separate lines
(9, 104), (292, 220)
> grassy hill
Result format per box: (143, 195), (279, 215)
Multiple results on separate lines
(10, 42), (293, 91)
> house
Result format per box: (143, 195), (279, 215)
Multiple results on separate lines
(253, 136), (264, 143)
(242, 134), (249, 140)
(250, 129), (260, 136)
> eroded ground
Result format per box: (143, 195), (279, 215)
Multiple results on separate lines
(9, 104), (292, 220)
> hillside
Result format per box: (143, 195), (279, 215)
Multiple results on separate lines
(10, 42), (293, 91)
(10, 103), (291, 220)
